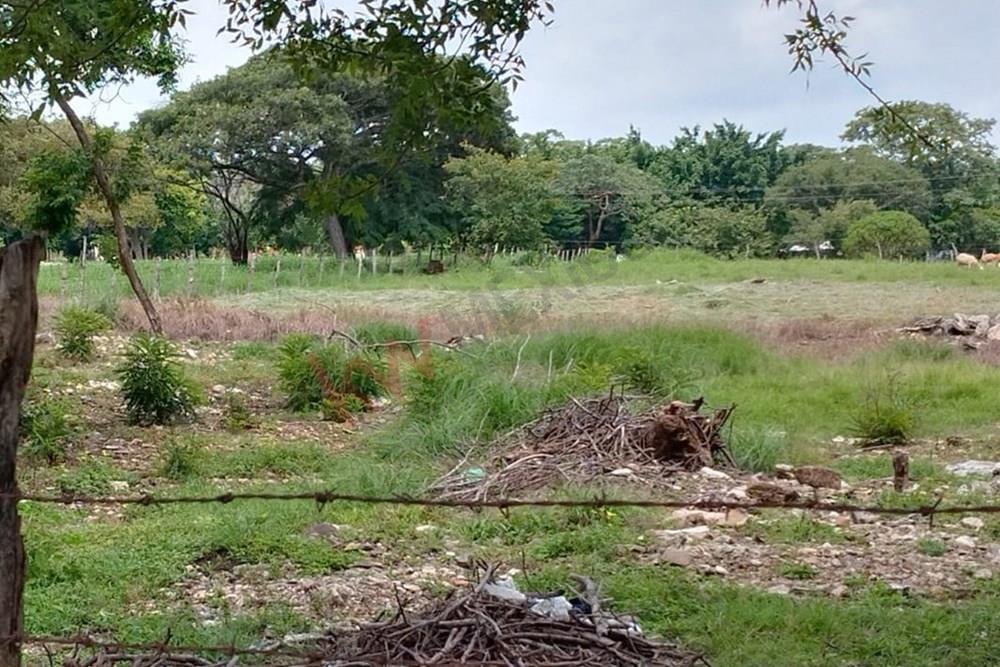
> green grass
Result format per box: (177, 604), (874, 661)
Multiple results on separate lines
(38, 249), (1000, 302)
(745, 513), (846, 544)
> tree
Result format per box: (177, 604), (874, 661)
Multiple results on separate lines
(929, 207), (1000, 254)
(555, 153), (659, 248)
(631, 202), (771, 257)
(785, 200), (876, 257)
(443, 147), (560, 252)
(650, 121), (789, 205)
(843, 210), (930, 259)
(764, 148), (932, 220)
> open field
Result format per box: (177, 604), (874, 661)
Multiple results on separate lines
(20, 253), (1000, 666)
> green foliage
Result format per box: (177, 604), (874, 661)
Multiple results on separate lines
(779, 562), (818, 580)
(444, 147), (559, 250)
(158, 438), (203, 481)
(746, 514), (845, 544)
(95, 235), (121, 269)
(633, 202), (772, 257)
(352, 321), (419, 347)
(843, 211), (931, 259)
(729, 428), (792, 473)
(221, 394), (258, 432)
(21, 148), (92, 233)
(785, 200), (877, 254)
(851, 374), (917, 445)
(916, 538), (947, 558)
(117, 334), (198, 425)
(53, 306), (112, 362)
(19, 398), (74, 463)
(276, 334), (384, 413)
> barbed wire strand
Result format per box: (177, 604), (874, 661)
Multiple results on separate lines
(3, 489), (996, 516)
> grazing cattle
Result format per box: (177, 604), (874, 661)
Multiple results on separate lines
(982, 250), (1000, 265)
(956, 252), (984, 269)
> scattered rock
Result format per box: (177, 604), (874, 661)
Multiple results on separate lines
(414, 524), (437, 533)
(108, 481), (130, 493)
(698, 467), (731, 480)
(721, 508), (749, 527)
(961, 517), (985, 530)
(946, 460), (1000, 477)
(747, 482), (800, 503)
(766, 584), (791, 595)
(652, 526), (711, 547)
(973, 568), (993, 580)
(829, 584), (848, 598)
(658, 548), (694, 567)
(211, 384), (227, 395)
(305, 523), (347, 539)
(793, 465), (842, 490)
(851, 511), (880, 524)
(184, 347), (199, 360)
(954, 535), (978, 550)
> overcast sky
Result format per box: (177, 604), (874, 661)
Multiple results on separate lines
(85, 0), (1000, 148)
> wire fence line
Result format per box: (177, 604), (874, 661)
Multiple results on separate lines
(1, 488), (991, 517)
(0, 634), (325, 661)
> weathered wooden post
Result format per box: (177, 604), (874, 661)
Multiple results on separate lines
(892, 449), (909, 492)
(0, 236), (45, 667)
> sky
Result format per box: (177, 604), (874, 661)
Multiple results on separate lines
(85, 0), (1000, 148)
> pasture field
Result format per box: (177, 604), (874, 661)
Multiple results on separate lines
(21, 252), (1000, 666)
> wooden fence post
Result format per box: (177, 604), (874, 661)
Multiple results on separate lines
(0, 236), (45, 667)
(186, 251), (195, 299)
(273, 258), (281, 289)
(372, 248), (378, 275)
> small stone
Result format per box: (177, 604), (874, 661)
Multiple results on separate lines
(747, 482), (799, 503)
(830, 584), (848, 598)
(851, 511), (880, 524)
(184, 348), (198, 360)
(304, 523), (346, 539)
(108, 480), (130, 493)
(698, 467), (731, 480)
(954, 535), (977, 550)
(774, 464), (795, 479)
(659, 548), (694, 567)
(212, 384), (226, 394)
(767, 584), (791, 595)
(721, 508), (749, 527)
(834, 514), (852, 528)
(608, 467), (635, 477)
(652, 526), (710, 547)
(713, 565), (729, 575)
(793, 465), (842, 490)
(973, 568), (993, 580)
(414, 524), (437, 533)
(946, 460), (1000, 477)
(961, 517), (985, 530)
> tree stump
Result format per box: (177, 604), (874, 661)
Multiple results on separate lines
(0, 236), (44, 667)
(892, 449), (909, 493)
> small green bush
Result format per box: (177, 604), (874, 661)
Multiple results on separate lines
(276, 334), (385, 413)
(159, 438), (203, 481)
(851, 373), (916, 445)
(222, 393), (258, 432)
(53, 306), (111, 361)
(19, 397), (73, 463)
(916, 538), (946, 557)
(117, 334), (198, 425)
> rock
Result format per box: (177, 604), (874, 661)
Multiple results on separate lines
(973, 568), (993, 580)
(767, 584), (791, 595)
(658, 548), (694, 567)
(652, 526), (711, 547)
(698, 467), (731, 480)
(793, 465), (842, 490)
(833, 514), (852, 528)
(987, 323), (1000, 341)
(608, 467), (635, 477)
(721, 508), (749, 527)
(108, 480), (130, 493)
(961, 517), (985, 530)
(304, 523), (346, 539)
(530, 596), (573, 621)
(946, 460), (1000, 477)
(211, 384), (227, 395)
(774, 464), (795, 479)
(671, 509), (726, 526)
(851, 511), (880, 524)
(954, 535), (977, 550)
(414, 524), (437, 533)
(830, 584), (848, 598)
(747, 482), (800, 503)
(184, 347), (198, 360)
(970, 314), (992, 335)
(713, 565), (729, 575)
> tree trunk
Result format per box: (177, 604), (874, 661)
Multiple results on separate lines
(0, 236), (44, 667)
(324, 213), (349, 260)
(52, 94), (162, 334)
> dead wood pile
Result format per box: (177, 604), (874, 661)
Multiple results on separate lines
(59, 574), (705, 667)
(430, 392), (735, 501)
(900, 313), (1000, 348)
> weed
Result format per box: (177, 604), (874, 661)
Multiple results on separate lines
(53, 306), (111, 362)
(56, 458), (128, 495)
(851, 372), (916, 445)
(728, 427), (790, 473)
(117, 334), (199, 425)
(779, 562), (818, 580)
(230, 341), (273, 361)
(916, 538), (947, 557)
(158, 439), (203, 481)
(222, 394), (258, 432)
(352, 320), (418, 349)
(747, 514), (845, 544)
(276, 334), (343, 411)
(19, 397), (74, 463)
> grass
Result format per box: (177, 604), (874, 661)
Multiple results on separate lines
(39, 250), (1000, 302)
(19, 315), (1000, 666)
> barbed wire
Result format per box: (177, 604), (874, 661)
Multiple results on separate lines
(1, 633), (325, 661)
(0, 488), (992, 517)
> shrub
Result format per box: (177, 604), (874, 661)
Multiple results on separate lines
(53, 306), (112, 361)
(19, 398), (73, 463)
(159, 438), (203, 481)
(117, 334), (198, 425)
(276, 334), (386, 413)
(352, 320), (418, 348)
(222, 393), (258, 432)
(843, 211), (930, 259)
(851, 373), (916, 445)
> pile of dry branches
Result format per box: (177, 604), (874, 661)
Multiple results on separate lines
(430, 392), (735, 501)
